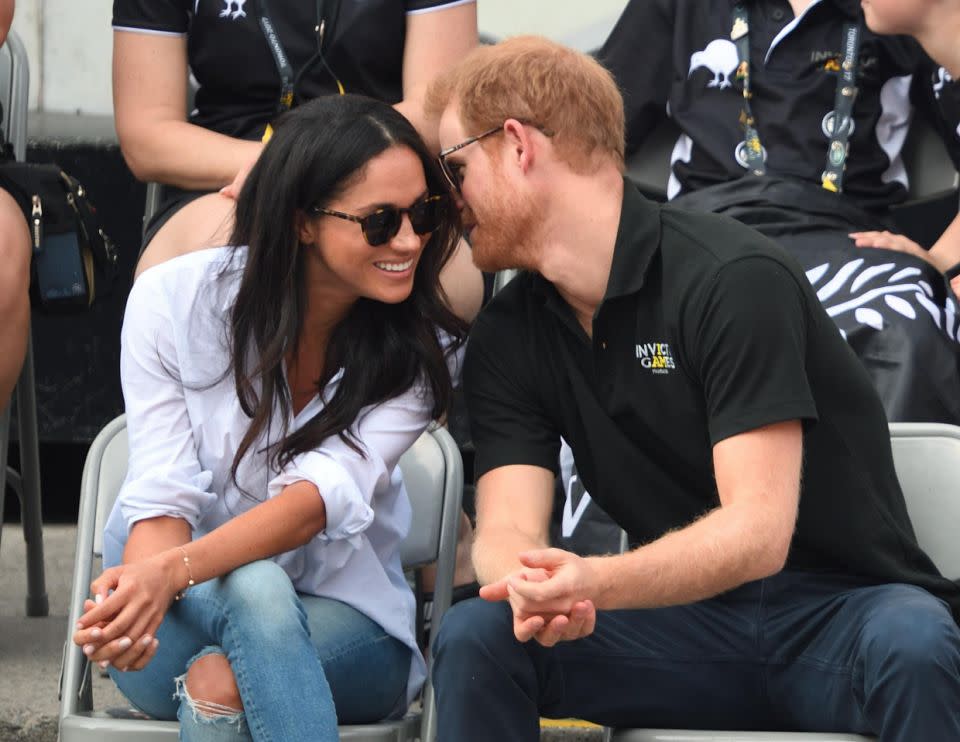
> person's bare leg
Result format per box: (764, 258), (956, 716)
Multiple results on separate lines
(441, 239), (483, 323)
(135, 193), (235, 280)
(184, 652), (244, 715)
(0, 188), (31, 411)
(420, 510), (476, 594)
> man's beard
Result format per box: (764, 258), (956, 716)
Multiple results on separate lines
(466, 169), (540, 273)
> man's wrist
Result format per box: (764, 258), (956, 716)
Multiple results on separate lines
(586, 554), (619, 611)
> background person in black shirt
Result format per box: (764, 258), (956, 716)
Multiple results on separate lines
(859, 0), (960, 295)
(599, 0), (960, 426)
(111, 0), (483, 321)
(427, 36), (960, 741)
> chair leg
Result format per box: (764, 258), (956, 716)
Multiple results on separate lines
(17, 337), (47, 617)
(0, 401), (9, 549)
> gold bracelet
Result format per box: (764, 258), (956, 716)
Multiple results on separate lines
(173, 545), (196, 601)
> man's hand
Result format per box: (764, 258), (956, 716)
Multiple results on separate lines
(480, 566), (553, 641)
(479, 548), (602, 646)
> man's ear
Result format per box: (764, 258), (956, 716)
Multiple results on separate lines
(503, 118), (536, 173)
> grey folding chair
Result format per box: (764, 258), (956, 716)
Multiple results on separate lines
(610, 423), (960, 741)
(0, 28), (48, 617)
(60, 415), (463, 742)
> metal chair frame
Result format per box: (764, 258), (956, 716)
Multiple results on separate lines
(60, 415), (463, 742)
(0, 28), (47, 617)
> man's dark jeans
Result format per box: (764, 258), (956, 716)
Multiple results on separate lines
(432, 571), (960, 741)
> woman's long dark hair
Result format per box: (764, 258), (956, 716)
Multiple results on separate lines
(224, 95), (467, 489)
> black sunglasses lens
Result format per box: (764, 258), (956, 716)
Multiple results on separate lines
(362, 209), (401, 246)
(410, 198), (443, 235)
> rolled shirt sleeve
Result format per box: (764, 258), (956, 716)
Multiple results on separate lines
(269, 338), (465, 545)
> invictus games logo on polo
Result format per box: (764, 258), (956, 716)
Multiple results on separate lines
(636, 342), (675, 374)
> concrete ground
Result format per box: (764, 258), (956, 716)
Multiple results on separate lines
(0, 524), (126, 742)
(0, 524), (602, 741)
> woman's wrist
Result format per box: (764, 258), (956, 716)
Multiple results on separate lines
(155, 546), (193, 600)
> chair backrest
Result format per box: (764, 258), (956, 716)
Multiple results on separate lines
(888, 422), (960, 581)
(0, 29), (29, 161)
(624, 113), (959, 203)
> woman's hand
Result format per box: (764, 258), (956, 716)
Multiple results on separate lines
(849, 230), (930, 263)
(72, 551), (183, 671)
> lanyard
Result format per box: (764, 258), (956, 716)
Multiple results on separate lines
(730, 5), (861, 192)
(258, 0), (296, 113)
(258, 0), (344, 118)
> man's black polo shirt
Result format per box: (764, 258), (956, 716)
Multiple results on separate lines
(465, 180), (960, 618)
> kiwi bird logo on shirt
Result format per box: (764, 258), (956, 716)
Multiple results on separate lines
(220, 0), (247, 19)
(689, 40), (739, 90)
(806, 258), (960, 344)
(636, 342), (676, 374)
(933, 67), (953, 100)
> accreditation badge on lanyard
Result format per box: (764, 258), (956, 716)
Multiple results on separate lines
(729, 5), (861, 192)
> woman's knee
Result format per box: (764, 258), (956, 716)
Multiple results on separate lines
(216, 560), (304, 625)
(182, 651), (244, 714)
(136, 193), (235, 279)
(439, 238), (483, 323)
(0, 188), (31, 296)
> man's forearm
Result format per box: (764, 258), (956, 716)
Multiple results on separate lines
(472, 525), (549, 586)
(590, 500), (790, 611)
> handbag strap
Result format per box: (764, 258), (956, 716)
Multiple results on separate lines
(59, 171), (118, 278)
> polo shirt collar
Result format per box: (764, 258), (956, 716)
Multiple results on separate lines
(728, 0), (860, 20)
(529, 179), (661, 324)
(602, 179), (661, 301)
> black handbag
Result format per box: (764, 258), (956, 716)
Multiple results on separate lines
(0, 159), (118, 312)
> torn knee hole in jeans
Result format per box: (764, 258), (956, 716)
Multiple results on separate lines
(174, 672), (247, 729)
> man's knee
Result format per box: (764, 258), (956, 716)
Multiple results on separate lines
(183, 651), (244, 713)
(861, 587), (960, 684)
(433, 597), (515, 667)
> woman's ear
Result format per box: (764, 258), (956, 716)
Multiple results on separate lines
(297, 210), (319, 245)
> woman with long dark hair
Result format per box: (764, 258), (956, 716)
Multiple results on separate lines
(72, 94), (467, 741)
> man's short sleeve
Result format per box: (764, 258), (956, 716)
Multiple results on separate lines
(464, 307), (560, 480)
(689, 256), (819, 444)
(113, 0), (189, 34)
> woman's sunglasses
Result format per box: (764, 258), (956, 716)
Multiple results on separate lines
(312, 194), (446, 247)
